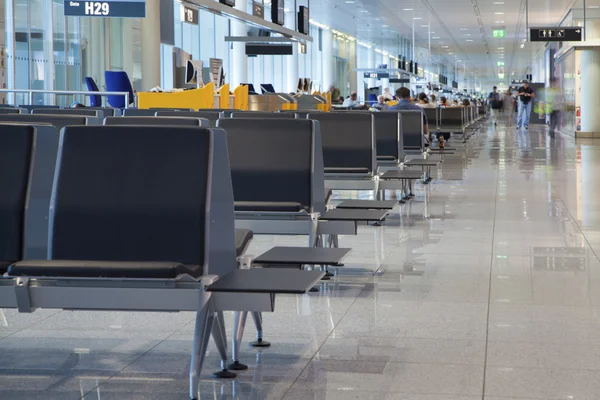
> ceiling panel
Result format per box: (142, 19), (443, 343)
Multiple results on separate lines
(309, 0), (582, 85)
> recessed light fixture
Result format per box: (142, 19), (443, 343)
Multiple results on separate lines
(403, 8), (414, 11)
(432, 36), (440, 39)
(494, 12), (504, 14)
(382, 24), (389, 27)
(421, 25), (429, 28)
(461, 28), (468, 31)
(360, 9), (369, 13)
(520, 44), (525, 48)
(442, 45), (449, 48)
(493, 1), (504, 3)
(413, 17), (422, 20)
(466, 39), (473, 42)
(495, 21), (505, 23)
(345, 0), (355, 3)
(498, 47), (504, 49)
(448, 52), (454, 55)
(590, 5), (600, 8)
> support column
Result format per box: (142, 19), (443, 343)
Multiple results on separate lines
(230, 0), (248, 87)
(141, 0), (161, 89)
(580, 48), (600, 133)
(367, 47), (376, 88)
(349, 40), (357, 94)
(322, 29), (334, 89)
(284, 13), (298, 93)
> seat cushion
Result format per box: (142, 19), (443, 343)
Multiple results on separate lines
(0, 260), (13, 275)
(325, 167), (370, 174)
(235, 229), (253, 257)
(235, 201), (307, 213)
(8, 260), (202, 279)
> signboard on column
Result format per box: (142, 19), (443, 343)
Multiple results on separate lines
(64, 0), (146, 17)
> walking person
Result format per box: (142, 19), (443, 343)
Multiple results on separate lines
(516, 80), (535, 129)
(503, 90), (515, 126)
(546, 80), (562, 137)
(488, 86), (502, 126)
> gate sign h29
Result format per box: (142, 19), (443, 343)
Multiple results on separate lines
(64, 0), (146, 17)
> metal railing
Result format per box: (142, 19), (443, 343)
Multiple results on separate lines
(0, 89), (131, 108)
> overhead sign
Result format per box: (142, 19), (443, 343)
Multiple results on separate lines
(181, 5), (198, 24)
(492, 29), (506, 38)
(390, 78), (410, 83)
(530, 27), (582, 42)
(64, 0), (146, 17)
(363, 72), (390, 79)
(497, 61), (504, 67)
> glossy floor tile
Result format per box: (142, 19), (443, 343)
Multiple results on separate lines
(4, 122), (600, 399)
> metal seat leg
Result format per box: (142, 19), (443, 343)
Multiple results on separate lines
(250, 312), (270, 347)
(228, 311), (249, 371)
(212, 311), (236, 379)
(189, 295), (215, 400)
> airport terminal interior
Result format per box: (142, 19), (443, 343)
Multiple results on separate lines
(3, 0), (600, 399)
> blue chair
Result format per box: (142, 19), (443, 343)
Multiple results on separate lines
(104, 71), (135, 109)
(84, 77), (102, 107)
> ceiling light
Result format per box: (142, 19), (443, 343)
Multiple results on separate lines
(460, 28), (468, 31)
(493, 1), (504, 3)
(466, 39), (473, 42)
(442, 45), (449, 48)
(520, 44), (525, 48)
(403, 8), (414, 11)
(345, 0), (355, 3)
(590, 5), (600, 8)
(495, 21), (504, 23)
(413, 17), (422, 20)
(494, 12), (504, 14)
(421, 25), (429, 28)
(432, 36), (440, 39)
(498, 47), (504, 49)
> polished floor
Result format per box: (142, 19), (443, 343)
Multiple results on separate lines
(2, 123), (600, 399)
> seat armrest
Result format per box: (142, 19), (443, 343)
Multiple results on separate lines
(8, 260), (202, 279)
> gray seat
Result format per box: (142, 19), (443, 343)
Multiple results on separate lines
(308, 112), (376, 176)
(396, 110), (425, 153)
(230, 111), (297, 119)
(0, 108), (21, 114)
(0, 114), (92, 130)
(155, 111), (221, 127)
(372, 112), (403, 162)
(217, 118), (325, 215)
(235, 229), (253, 257)
(0, 125), (35, 273)
(31, 108), (100, 118)
(122, 108), (162, 117)
(104, 116), (209, 127)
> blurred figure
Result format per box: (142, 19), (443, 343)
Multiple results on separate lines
(343, 91), (367, 109)
(503, 90), (515, 126)
(430, 94), (437, 104)
(488, 86), (502, 126)
(462, 99), (471, 106)
(382, 87), (394, 100)
(417, 92), (435, 108)
(439, 96), (449, 107)
(372, 95), (389, 111)
(328, 84), (341, 103)
(546, 80), (562, 137)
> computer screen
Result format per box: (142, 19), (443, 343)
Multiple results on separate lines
(241, 83), (256, 93)
(261, 84), (276, 93)
(298, 6), (309, 34)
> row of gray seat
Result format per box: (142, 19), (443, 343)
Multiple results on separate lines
(0, 122), (334, 399)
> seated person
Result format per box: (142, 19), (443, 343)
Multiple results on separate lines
(342, 91), (367, 109)
(388, 87), (430, 146)
(371, 95), (389, 111)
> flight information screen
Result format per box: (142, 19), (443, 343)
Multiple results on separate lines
(64, 0), (146, 17)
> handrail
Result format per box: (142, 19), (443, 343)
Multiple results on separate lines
(0, 89), (130, 108)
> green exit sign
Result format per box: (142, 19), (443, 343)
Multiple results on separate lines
(493, 29), (506, 38)
(497, 61), (504, 66)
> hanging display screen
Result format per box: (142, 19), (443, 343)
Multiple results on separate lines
(271, 0), (284, 25)
(64, 0), (146, 17)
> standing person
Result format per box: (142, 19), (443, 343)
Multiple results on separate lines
(328, 85), (340, 103)
(503, 90), (515, 126)
(389, 87), (430, 145)
(382, 87), (394, 101)
(516, 80), (535, 130)
(488, 86), (502, 126)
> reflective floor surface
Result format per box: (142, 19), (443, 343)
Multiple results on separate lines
(3, 122), (600, 399)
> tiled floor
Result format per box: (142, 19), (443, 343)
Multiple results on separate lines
(2, 123), (599, 399)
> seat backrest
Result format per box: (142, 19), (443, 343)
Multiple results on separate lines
(85, 107), (118, 117)
(0, 114), (90, 131)
(396, 111), (424, 152)
(440, 107), (464, 126)
(423, 108), (438, 127)
(149, 108), (193, 111)
(0, 108), (21, 114)
(50, 126), (215, 268)
(0, 125), (35, 264)
(104, 71), (134, 108)
(19, 105), (60, 112)
(31, 108), (100, 118)
(230, 111), (297, 119)
(104, 116), (208, 127)
(156, 111), (221, 127)
(122, 109), (158, 117)
(217, 118), (324, 213)
(84, 77), (102, 107)
(372, 112), (402, 162)
(308, 112), (375, 174)
(281, 110), (322, 119)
